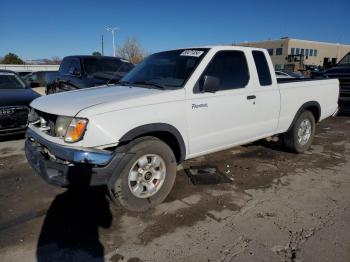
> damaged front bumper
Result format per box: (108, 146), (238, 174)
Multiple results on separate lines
(25, 128), (124, 187)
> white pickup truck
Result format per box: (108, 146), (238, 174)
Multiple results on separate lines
(25, 46), (339, 211)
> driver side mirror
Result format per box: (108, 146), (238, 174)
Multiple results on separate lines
(200, 75), (220, 93)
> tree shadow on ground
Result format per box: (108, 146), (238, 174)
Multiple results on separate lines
(36, 170), (112, 262)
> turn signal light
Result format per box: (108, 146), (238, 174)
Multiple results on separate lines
(65, 118), (88, 143)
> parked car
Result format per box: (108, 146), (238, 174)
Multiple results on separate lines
(23, 71), (58, 87)
(0, 70), (40, 136)
(275, 71), (304, 79)
(25, 46), (339, 211)
(312, 52), (350, 102)
(46, 55), (134, 94)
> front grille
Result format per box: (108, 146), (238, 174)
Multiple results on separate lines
(0, 106), (29, 130)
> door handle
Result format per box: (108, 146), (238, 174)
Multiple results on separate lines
(247, 95), (256, 100)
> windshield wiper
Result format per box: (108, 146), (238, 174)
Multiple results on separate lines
(132, 81), (165, 89)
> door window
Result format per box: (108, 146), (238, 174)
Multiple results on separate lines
(69, 58), (81, 75)
(59, 58), (72, 74)
(201, 51), (249, 91)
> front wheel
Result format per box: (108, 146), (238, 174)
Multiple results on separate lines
(109, 137), (177, 212)
(283, 110), (315, 153)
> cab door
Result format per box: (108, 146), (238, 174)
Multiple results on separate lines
(249, 50), (280, 137)
(186, 50), (258, 156)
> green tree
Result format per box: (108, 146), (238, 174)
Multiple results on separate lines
(92, 51), (102, 56)
(1, 53), (24, 64)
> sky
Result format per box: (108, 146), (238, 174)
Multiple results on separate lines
(1, 0), (350, 60)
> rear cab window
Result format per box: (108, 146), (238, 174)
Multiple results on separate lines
(252, 50), (272, 86)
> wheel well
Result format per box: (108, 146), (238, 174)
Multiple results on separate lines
(305, 105), (320, 122)
(127, 131), (182, 163)
(116, 123), (186, 164)
(287, 101), (321, 132)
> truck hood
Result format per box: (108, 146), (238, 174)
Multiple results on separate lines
(30, 85), (166, 116)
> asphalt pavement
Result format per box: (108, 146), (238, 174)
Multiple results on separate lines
(0, 114), (350, 262)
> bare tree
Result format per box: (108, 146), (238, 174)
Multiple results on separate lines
(51, 56), (61, 65)
(117, 37), (146, 64)
(42, 59), (51, 65)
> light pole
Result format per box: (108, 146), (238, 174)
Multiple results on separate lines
(105, 26), (119, 57)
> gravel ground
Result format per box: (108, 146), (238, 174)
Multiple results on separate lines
(0, 115), (349, 262)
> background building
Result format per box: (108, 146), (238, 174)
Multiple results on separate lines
(239, 37), (350, 72)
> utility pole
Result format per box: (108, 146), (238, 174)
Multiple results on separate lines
(101, 35), (104, 55)
(105, 26), (119, 57)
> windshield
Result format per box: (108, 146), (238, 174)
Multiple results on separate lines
(121, 48), (209, 89)
(83, 58), (133, 75)
(338, 52), (350, 65)
(0, 73), (26, 89)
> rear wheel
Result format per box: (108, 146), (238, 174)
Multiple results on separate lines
(283, 111), (315, 153)
(109, 137), (177, 211)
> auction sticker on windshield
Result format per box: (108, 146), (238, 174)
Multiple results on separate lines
(180, 50), (204, 57)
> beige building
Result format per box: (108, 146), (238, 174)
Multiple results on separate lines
(239, 37), (350, 72)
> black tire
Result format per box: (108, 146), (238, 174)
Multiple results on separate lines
(108, 136), (177, 212)
(283, 110), (315, 153)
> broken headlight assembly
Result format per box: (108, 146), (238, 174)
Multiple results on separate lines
(55, 116), (88, 143)
(55, 116), (71, 137)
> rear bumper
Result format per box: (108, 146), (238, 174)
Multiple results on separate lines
(25, 128), (125, 187)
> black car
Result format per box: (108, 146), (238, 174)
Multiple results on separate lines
(23, 71), (58, 88)
(46, 55), (134, 94)
(312, 52), (350, 102)
(0, 70), (40, 136)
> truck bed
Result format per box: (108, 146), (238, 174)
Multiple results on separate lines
(277, 78), (329, 83)
(276, 78), (339, 134)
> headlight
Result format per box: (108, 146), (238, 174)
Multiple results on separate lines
(64, 118), (88, 143)
(55, 116), (72, 137)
